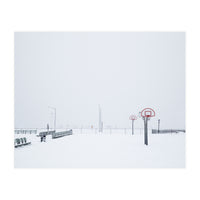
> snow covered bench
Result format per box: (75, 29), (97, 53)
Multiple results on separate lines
(37, 130), (55, 137)
(52, 129), (73, 139)
(14, 137), (31, 148)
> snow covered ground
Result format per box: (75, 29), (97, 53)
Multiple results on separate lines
(14, 129), (185, 168)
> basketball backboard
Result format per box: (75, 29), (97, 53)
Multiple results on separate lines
(141, 108), (155, 118)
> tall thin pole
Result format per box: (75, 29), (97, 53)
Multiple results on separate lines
(99, 105), (102, 132)
(144, 117), (148, 145)
(132, 120), (134, 135)
(48, 106), (56, 131)
(146, 118), (148, 145)
(158, 119), (160, 133)
(55, 108), (56, 131)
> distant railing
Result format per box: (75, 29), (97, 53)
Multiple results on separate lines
(52, 130), (73, 139)
(73, 128), (144, 135)
(152, 129), (185, 134)
(14, 129), (37, 134)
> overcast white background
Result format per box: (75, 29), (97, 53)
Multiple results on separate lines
(0, 1), (199, 200)
(15, 32), (185, 129)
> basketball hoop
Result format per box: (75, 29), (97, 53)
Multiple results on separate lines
(141, 108), (155, 118)
(129, 115), (137, 120)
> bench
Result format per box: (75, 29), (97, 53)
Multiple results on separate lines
(52, 129), (73, 139)
(14, 137), (31, 148)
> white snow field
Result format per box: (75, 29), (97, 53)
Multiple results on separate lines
(14, 129), (185, 168)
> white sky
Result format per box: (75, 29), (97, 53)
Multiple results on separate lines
(14, 32), (185, 129)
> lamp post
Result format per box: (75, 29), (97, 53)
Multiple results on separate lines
(48, 106), (56, 131)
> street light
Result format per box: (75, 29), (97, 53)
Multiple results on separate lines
(48, 106), (56, 131)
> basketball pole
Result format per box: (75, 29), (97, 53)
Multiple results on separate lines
(143, 117), (145, 144)
(129, 115), (137, 135)
(141, 108), (155, 145)
(132, 120), (134, 135)
(144, 117), (148, 145)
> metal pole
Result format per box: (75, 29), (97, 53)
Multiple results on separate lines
(132, 120), (134, 135)
(144, 118), (145, 144)
(146, 118), (148, 145)
(55, 108), (56, 131)
(158, 119), (160, 133)
(48, 106), (56, 131)
(144, 117), (148, 145)
(99, 105), (101, 133)
(132, 120), (133, 135)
